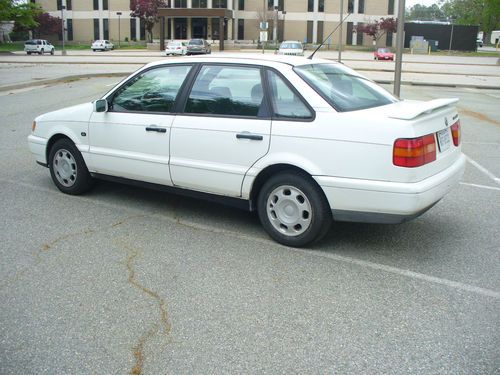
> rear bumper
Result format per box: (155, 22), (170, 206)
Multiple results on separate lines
(314, 154), (466, 223)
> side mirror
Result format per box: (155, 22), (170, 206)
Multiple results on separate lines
(94, 99), (108, 113)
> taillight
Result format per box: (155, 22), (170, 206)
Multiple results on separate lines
(451, 120), (461, 146)
(393, 134), (436, 168)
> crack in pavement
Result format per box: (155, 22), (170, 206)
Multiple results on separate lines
(120, 242), (171, 375)
(0, 214), (150, 291)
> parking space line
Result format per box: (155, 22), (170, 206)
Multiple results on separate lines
(464, 154), (500, 185)
(460, 182), (500, 191)
(2, 177), (499, 300)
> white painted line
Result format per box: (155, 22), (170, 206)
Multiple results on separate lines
(301, 249), (500, 299)
(460, 182), (500, 191)
(465, 154), (500, 186)
(2, 177), (499, 299)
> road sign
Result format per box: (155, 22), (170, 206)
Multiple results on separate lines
(260, 31), (268, 42)
(260, 22), (268, 30)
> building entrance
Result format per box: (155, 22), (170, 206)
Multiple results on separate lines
(192, 18), (207, 39)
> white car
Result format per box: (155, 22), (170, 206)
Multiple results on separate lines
(27, 55), (465, 247)
(277, 41), (304, 56)
(92, 40), (114, 51)
(166, 40), (187, 56)
(24, 39), (55, 55)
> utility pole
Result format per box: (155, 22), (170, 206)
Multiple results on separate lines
(393, 0), (405, 97)
(61, 5), (66, 56)
(117, 12), (122, 48)
(338, 0), (343, 62)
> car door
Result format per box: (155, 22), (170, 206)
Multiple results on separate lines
(169, 64), (271, 196)
(88, 64), (193, 186)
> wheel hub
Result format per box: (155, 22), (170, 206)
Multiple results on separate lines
(53, 149), (77, 187)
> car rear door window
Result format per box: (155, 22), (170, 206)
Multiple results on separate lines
(266, 70), (313, 120)
(111, 65), (192, 113)
(185, 65), (264, 117)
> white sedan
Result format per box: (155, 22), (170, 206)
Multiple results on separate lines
(166, 40), (187, 56)
(91, 40), (114, 51)
(27, 55), (465, 247)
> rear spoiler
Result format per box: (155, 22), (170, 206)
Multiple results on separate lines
(387, 98), (459, 120)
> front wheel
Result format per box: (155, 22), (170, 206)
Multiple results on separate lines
(48, 139), (94, 195)
(257, 172), (332, 247)
(50, 49), (54, 55)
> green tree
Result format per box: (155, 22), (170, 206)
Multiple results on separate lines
(441, 0), (500, 34)
(0, 0), (41, 29)
(406, 4), (445, 21)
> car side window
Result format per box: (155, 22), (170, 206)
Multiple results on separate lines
(266, 70), (312, 119)
(111, 65), (192, 113)
(185, 65), (264, 117)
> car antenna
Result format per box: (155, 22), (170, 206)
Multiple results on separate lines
(308, 13), (351, 60)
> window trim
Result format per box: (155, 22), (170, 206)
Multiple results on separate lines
(177, 62), (272, 120)
(106, 63), (196, 115)
(263, 67), (316, 123)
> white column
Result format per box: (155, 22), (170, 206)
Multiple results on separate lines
(98, 0), (104, 40)
(207, 0), (212, 8)
(136, 18), (141, 40)
(187, 0), (192, 7)
(187, 17), (192, 39)
(352, 21), (357, 45)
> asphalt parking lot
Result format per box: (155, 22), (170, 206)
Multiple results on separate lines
(0, 76), (499, 374)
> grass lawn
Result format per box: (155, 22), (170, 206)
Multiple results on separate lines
(0, 41), (147, 52)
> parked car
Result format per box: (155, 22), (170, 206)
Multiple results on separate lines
(24, 39), (55, 55)
(186, 39), (211, 55)
(374, 47), (394, 60)
(92, 40), (114, 51)
(27, 55), (465, 247)
(276, 41), (304, 56)
(166, 40), (187, 56)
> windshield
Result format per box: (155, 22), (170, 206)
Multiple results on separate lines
(294, 63), (397, 112)
(378, 48), (390, 53)
(189, 39), (203, 45)
(281, 42), (302, 49)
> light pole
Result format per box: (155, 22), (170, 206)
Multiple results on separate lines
(448, 17), (455, 54)
(117, 12), (122, 48)
(393, 0), (405, 97)
(61, 5), (66, 56)
(338, 0), (343, 62)
(281, 11), (286, 42)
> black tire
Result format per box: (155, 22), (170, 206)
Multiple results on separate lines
(48, 138), (93, 195)
(27, 52), (31, 55)
(257, 171), (332, 247)
(39, 49), (43, 55)
(50, 49), (54, 55)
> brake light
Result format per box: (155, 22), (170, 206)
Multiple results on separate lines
(393, 134), (436, 167)
(451, 120), (461, 146)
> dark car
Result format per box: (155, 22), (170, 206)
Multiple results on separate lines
(186, 39), (211, 55)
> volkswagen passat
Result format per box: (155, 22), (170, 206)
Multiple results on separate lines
(27, 55), (465, 247)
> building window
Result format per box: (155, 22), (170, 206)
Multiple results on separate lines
(57, 0), (62, 10)
(238, 0), (244, 10)
(386, 31), (393, 46)
(130, 18), (136, 40)
(238, 19), (244, 39)
(278, 0), (284, 11)
(346, 22), (353, 45)
(103, 18), (109, 40)
(175, 0), (187, 7)
(140, 18), (146, 40)
(67, 18), (73, 40)
(306, 20), (313, 43)
(192, 0), (207, 7)
(388, 0), (394, 14)
(318, 0), (324, 12)
(66, 0), (72, 10)
(103, 0), (108, 10)
(213, 0), (227, 8)
(307, 0), (313, 12)
(211, 17), (227, 39)
(348, 0), (354, 13)
(317, 20), (323, 42)
(267, 0), (273, 10)
(356, 23), (364, 44)
(358, 0), (364, 13)
(93, 0), (99, 11)
(93, 18), (99, 40)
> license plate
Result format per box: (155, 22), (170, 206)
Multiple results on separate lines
(437, 128), (451, 152)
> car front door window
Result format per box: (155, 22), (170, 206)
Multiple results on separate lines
(111, 65), (192, 113)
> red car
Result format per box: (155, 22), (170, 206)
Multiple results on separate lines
(374, 48), (394, 61)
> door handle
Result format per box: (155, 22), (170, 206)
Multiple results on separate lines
(236, 133), (263, 141)
(145, 125), (167, 133)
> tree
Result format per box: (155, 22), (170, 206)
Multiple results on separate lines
(406, 4), (445, 21)
(357, 17), (397, 47)
(130, 0), (166, 43)
(0, 0), (41, 29)
(441, 0), (500, 35)
(33, 12), (61, 38)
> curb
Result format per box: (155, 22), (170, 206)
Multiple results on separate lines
(1, 71), (499, 93)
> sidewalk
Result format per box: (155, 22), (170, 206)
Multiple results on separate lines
(0, 49), (499, 92)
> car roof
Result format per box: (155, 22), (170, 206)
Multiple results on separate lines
(143, 54), (334, 69)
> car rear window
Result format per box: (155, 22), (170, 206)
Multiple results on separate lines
(294, 63), (397, 112)
(25, 40), (36, 45)
(189, 40), (203, 45)
(281, 43), (302, 49)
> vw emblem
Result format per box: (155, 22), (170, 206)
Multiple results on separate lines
(445, 118), (448, 127)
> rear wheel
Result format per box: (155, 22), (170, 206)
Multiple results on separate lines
(257, 171), (332, 247)
(48, 139), (93, 195)
(50, 48), (54, 55)
(39, 49), (43, 55)
(27, 52), (31, 55)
